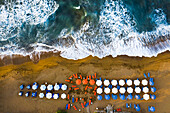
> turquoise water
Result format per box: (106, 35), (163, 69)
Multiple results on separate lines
(0, 0), (169, 59)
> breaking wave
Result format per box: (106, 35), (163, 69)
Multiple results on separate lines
(0, 0), (169, 60)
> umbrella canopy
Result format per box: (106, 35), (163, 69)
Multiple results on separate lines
(135, 95), (140, 100)
(26, 85), (31, 89)
(134, 79), (140, 86)
(104, 80), (110, 86)
(53, 94), (59, 99)
(54, 83), (60, 91)
(143, 87), (149, 93)
(20, 85), (24, 90)
(97, 95), (102, 100)
(32, 92), (37, 97)
(104, 94), (110, 100)
(119, 79), (125, 86)
(104, 87), (110, 94)
(32, 84), (38, 90)
(127, 87), (133, 93)
(112, 94), (118, 100)
(120, 94), (125, 100)
(126, 79), (132, 86)
(135, 104), (141, 112)
(96, 80), (102, 86)
(149, 78), (154, 86)
(112, 87), (118, 94)
(135, 87), (141, 93)
(89, 79), (95, 85)
(18, 91), (23, 96)
(127, 94), (133, 100)
(149, 106), (155, 112)
(150, 94), (156, 100)
(25, 92), (29, 97)
(40, 84), (46, 91)
(82, 79), (88, 85)
(142, 79), (148, 86)
(39, 93), (44, 98)
(61, 84), (67, 91)
(46, 92), (52, 99)
(143, 94), (150, 100)
(119, 87), (126, 94)
(97, 88), (103, 94)
(61, 93), (66, 99)
(151, 87), (156, 93)
(47, 84), (53, 91)
(76, 79), (81, 85)
(111, 80), (117, 86)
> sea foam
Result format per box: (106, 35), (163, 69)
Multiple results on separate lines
(0, 0), (169, 61)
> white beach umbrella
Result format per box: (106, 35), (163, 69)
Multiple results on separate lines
(61, 84), (67, 91)
(119, 79), (125, 86)
(119, 87), (126, 94)
(112, 87), (118, 94)
(39, 93), (44, 98)
(61, 93), (66, 99)
(104, 80), (110, 86)
(126, 79), (132, 86)
(134, 79), (140, 86)
(143, 94), (150, 100)
(40, 84), (46, 91)
(54, 83), (60, 91)
(46, 92), (52, 99)
(53, 94), (59, 99)
(47, 84), (53, 90)
(104, 87), (110, 94)
(111, 80), (117, 86)
(97, 88), (103, 94)
(96, 80), (102, 86)
(135, 87), (141, 93)
(143, 87), (149, 93)
(142, 79), (148, 86)
(127, 87), (133, 93)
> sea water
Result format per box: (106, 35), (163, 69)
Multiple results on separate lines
(0, 0), (169, 60)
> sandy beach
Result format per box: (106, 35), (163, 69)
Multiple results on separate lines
(0, 51), (170, 113)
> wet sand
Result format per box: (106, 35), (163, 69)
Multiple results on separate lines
(0, 51), (170, 113)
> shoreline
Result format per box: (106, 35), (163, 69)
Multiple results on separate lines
(0, 50), (170, 67)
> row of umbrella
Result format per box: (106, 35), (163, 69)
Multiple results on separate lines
(96, 79), (151, 86)
(19, 91), (67, 99)
(126, 103), (155, 112)
(20, 82), (68, 91)
(97, 94), (156, 101)
(96, 87), (156, 94)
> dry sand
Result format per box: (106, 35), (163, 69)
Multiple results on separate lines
(0, 51), (170, 113)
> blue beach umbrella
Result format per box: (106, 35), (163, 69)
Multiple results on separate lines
(144, 73), (147, 78)
(148, 106), (155, 112)
(151, 87), (156, 93)
(20, 85), (24, 90)
(134, 95), (140, 100)
(32, 92), (37, 97)
(25, 92), (29, 97)
(148, 73), (150, 77)
(105, 94), (110, 100)
(134, 104), (141, 112)
(126, 94), (133, 100)
(18, 91), (23, 96)
(112, 94), (117, 100)
(119, 94), (125, 100)
(26, 85), (31, 89)
(149, 78), (154, 86)
(126, 103), (132, 108)
(150, 94), (156, 100)
(97, 95), (102, 100)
